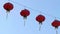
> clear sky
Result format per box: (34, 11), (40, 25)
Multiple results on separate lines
(0, 0), (60, 34)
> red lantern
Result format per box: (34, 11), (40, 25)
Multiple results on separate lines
(52, 20), (60, 34)
(58, 22), (60, 26)
(52, 20), (60, 28)
(3, 2), (13, 11)
(20, 9), (30, 26)
(36, 14), (45, 30)
(3, 2), (14, 19)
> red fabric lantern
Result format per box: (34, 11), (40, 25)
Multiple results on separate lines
(52, 19), (60, 34)
(36, 15), (45, 24)
(3, 2), (14, 19)
(20, 9), (30, 26)
(36, 14), (45, 30)
(52, 20), (60, 28)
(3, 2), (13, 12)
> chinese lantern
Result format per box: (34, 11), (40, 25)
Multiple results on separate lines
(36, 14), (45, 30)
(3, 2), (14, 19)
(20, 9), (30, 26)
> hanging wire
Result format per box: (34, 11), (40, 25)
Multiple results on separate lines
(7, 0), (10, 1)
(7, 0), (10, 2)
(9, 0), (60, 20)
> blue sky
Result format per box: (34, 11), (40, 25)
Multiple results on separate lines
(0, 0), (60, 34)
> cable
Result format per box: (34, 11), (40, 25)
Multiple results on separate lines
(7, 0), (10, 2)
(9, 0), (60, 20)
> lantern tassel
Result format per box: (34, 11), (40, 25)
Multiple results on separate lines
(23, 17), (27, 26)
(39, 23), (42, 31)
(55, 28), (58, 34)
(6, 11), (9, 19)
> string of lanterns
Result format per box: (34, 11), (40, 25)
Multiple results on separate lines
(2, 0), (60, 34)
